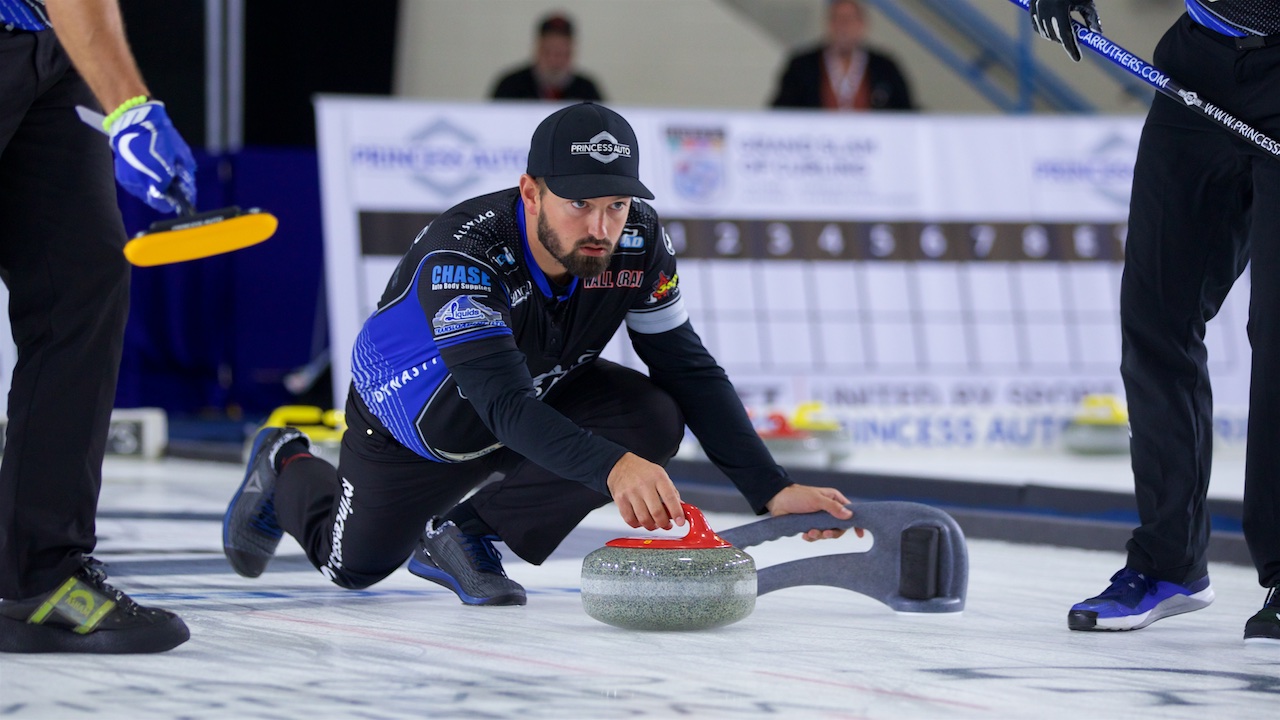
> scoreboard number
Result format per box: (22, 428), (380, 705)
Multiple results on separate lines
(920, 224), (947, 259)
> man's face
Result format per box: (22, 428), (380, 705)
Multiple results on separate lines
(827, 0), (867, 54)
(535, 33), (574, 80)
(535, 184), (631, 279)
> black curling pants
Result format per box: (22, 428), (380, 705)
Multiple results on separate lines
(1121, 15), (1280, 588)
(0, 30), (130, 600)
(273, 360), (686, 589)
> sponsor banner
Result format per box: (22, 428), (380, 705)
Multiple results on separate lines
(924, 117), (1143, 222)
(338, 102), (546, 208)
(749, 405), (1249, 453)
(730, 374), (1126, 411)
(318, 98), (1143, 218)
(650, 111), (927, 218)
(1023, 118), (1142, 220)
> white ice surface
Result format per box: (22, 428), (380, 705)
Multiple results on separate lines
(2, 457), (1275, 719)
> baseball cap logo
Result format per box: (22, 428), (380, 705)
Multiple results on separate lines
(527, 102), (654, 199)
(570, 131), (632, 164)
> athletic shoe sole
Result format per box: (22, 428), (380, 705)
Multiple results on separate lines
(407, 556), (526, 606)
(1244, 636), (1280, 646)
(1068, 586), (1215, 631)
(1244, 608), (1280, 645)
(0, 614), (189, 654)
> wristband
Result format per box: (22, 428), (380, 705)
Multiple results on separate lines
(102, 95), (149, 132)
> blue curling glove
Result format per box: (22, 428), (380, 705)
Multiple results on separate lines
(106, 100), (197, 214)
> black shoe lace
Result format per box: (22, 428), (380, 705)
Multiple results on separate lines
(80, 558), (142, 616)
(460, 534), (506, 576)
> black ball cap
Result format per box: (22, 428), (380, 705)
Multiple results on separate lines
(526, 102), (655, 200)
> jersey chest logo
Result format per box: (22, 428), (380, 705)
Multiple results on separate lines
(583, 269), (645, 290)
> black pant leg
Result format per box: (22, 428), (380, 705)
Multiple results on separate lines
(0, 32), (128, 599)
(273, 389), (492, 589)
(1244, 156), (1280, 588)
(1121, 19), (1254, 584)
(1235, 42), (1280, 589)
(468, 360), (686, 565)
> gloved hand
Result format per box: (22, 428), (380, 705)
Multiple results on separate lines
(1029, 0), (1102, 62)
(106, 100), (197, 214)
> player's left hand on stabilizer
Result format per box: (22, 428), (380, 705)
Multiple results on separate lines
(107, 100), (197, 214)
(1029, 0), (1101, 62)
(766, 484), (862, 542)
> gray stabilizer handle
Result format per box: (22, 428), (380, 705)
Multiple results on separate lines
(718, 501), (968, 613)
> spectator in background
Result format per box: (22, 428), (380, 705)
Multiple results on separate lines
(491, 12), (604, 102)
(771, 0), (913, 111)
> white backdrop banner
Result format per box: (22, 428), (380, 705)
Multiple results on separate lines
(317, 99), (1144, 219)
(315, 97), (1251, 441)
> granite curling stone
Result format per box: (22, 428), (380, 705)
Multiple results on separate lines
(581, 503), (756, 631)
(1061, 394), (1130, 456)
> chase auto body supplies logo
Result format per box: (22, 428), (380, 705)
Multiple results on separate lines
(350, 118), (527, 197)
(667, 127), (726, 203)
(571, 132), (631, 163)
(1033, 134), (1136, 206)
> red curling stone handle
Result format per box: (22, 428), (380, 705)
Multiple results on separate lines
(605, 502), (733, 549)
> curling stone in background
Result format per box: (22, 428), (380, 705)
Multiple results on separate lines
(755, 410), (828, 469)
(581, 503), (756, 631)
(790, 401), (853, 467)
(245, 405), (346, 466)
(1061, 394), (1130, 456)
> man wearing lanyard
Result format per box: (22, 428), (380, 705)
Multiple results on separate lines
(491, 13), (605, 103)
(771, 0), (914, 111)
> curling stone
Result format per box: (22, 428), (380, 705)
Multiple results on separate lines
(1061, 394), (1130, 456)
(757, 411), (828, 469)
(581, 503), (756, 631)
(791, 401), (853, 466)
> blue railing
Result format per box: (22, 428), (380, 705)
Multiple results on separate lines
(861, 0), (1152, 113)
